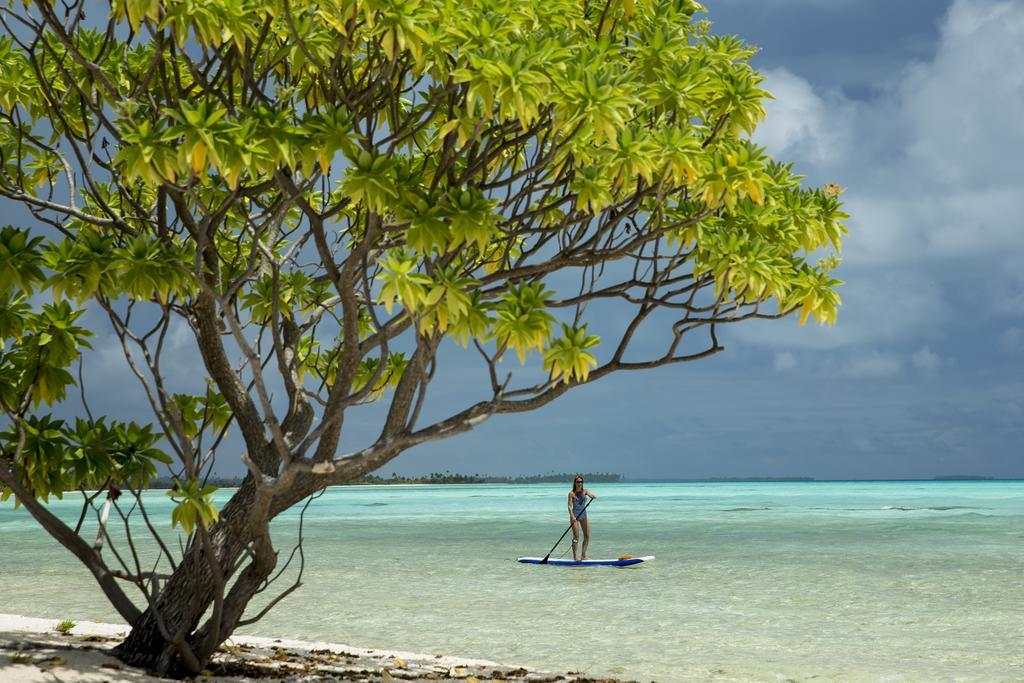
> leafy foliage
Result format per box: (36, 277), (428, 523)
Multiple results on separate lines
(167, 478), (220, 535)
(544, 324), (600, 384)
(0, 416), (172, 503)
(0, 2), (846, 371)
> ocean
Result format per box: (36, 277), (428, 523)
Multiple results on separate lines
(1, 481), (1022, 681)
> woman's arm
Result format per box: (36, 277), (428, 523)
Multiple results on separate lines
(585, 488), (597, 499)
(568, 492), (576, 518)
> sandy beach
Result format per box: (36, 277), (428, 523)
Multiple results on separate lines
(0, 614), (605, 682)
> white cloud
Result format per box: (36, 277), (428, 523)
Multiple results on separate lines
(756, 68), (855, 166)
(841, 187), (1024, 269)
(839, 351), (904, 378)
(167, 318), (195, 352)
(729, 268), (949, 351)
(854, 0), (1024, 270)
(901, 0), (1024, 190)
(774, 351), (797, 371)
(911, 345), (941, 371)
(739, 0), (1024, 356)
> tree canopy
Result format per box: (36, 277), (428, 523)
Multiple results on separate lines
(0, 0), (846, 674)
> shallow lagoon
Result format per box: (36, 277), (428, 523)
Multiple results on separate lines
(2, 481), (1022, 681)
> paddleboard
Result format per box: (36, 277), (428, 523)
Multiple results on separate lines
(517, 555), (654, 567)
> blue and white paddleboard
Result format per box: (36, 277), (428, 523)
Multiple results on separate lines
(517, 555), (654, 567)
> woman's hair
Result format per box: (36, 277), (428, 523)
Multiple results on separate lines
(572, 474), (583, 488)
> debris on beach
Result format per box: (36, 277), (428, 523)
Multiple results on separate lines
(1, 615), (630, 682)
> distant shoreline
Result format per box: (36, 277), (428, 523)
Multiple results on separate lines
(140, 475), (1015, 490)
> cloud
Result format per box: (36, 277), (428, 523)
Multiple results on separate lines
(382, 1), (1024, 480)
(901, 0), (1024, 190)
(756, 68), (855, 166)
(742, 0), (1024, 361)
(850, 0), (1024, 271)
(911, 346), (941, 371)
(838, 351), (904, 378)
(72, 315), (215, 426)
(729, 268), (949, 351)
(774, 351), (797, 371)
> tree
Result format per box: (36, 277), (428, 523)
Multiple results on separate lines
(0, 0), (846, 675)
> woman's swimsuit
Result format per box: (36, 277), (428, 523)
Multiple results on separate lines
(572, 491), (588, 520)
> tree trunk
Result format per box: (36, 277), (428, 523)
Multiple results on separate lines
(113, 481), (260, 676)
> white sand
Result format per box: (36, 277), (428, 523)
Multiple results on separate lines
(0, 613), (571, 682)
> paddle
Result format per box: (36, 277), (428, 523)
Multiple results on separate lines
(540, 496), (594, 564)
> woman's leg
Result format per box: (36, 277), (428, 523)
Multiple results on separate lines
(571, 521), (580, 561)
(580, 517), (590, 560)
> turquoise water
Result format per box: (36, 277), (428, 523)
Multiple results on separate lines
(2, 482), (1023, 681)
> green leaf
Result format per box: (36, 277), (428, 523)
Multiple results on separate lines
(167, 478), (220, 535)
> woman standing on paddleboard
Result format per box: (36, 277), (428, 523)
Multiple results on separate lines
(569, 476), (597, 561)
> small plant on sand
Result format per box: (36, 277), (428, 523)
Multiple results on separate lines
(54, 619), (76, 635)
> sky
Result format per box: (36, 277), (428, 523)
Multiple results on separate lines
(384, 0), (1024, 480)
(38, 0), (1024, 480)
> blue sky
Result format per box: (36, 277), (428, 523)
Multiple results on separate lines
(66, 0), (1024, 480)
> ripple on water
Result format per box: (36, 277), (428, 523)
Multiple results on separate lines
(1, 481), (1022, 682)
